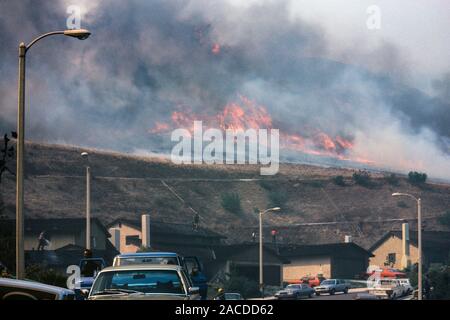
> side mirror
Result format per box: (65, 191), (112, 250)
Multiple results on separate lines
(80, 289), (90, 298)
(189, 287), (200, 295)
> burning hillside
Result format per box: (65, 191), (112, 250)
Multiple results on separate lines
(149, 95), (372, 164)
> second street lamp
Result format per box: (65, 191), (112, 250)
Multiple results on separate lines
(259, 207), (281, 298)
(15, 29), (91, 279)
(392, 192), (422, 300)
(81, 152), (91, 250)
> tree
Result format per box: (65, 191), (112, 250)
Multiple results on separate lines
(408, 171), (427, 184)
(386, 173), (399, 185)
(333, 175), (346, 186)
(0, 132), (16, 184)
(352, 170), (372, 187)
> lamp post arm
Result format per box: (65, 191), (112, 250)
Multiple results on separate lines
(26, 31), (65, 52)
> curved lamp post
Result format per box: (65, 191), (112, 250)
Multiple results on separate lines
(259, 207), (281, 298)
(16, 29), (91, 279)
(392, 192), (422, 300)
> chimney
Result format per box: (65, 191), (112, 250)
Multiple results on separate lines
(141, 214), (151, 248)
(401, 223), (411, 269)
(344, 235), (352, 243)
(109, 228), (121, 252)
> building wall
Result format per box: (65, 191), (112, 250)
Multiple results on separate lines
(283, 256), (331, 281)
(331, 256), (368, 279)
(370, 235), (419, 269)
(76, 223), (109, 250)
(108, 223), (141, 253)
(24, 234), (75, 251)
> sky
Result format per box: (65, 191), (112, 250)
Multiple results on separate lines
(0, 0), (449, 178)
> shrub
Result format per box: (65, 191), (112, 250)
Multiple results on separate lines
(386, 173), (399, 185)
(222, 267), (260, 299)
(408, 171), (427, 184)
(438, 211), (450, 227)
(333, 175), (346, 186)
(26, 264), (67, 288)
(221, 193), (242, 215)
(352, 170), (372, 187)
(268, 191), (288, 207)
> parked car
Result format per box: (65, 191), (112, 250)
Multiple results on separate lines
(314, 279), (349, 295)
(368, 278), (403, 299)
(113, 252), (208, 299)
(88, 264), (201, 300)
(0, 278), (75, 300)
(367, 267), (406, 279)
(398, 278), (413, 296)
(275, 284), (315, 299)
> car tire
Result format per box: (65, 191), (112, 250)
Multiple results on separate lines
(316, 292), (320, 296)
(343, 288), (349, 294)
(308, 293), (313, 298)
(330, 289), (335, 295)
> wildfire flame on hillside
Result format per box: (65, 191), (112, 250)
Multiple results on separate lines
(149, 95), (373, 164)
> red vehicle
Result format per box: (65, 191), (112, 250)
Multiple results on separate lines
(367, 267), (406, 279)
(299, 275), (326, 288)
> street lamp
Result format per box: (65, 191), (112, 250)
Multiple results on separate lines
(392, 192), (422, 300)
(81, 152), (91, 250)
(15, 29), (91, 279)
(259, 207), (281, 298)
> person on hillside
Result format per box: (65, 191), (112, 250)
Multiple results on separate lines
(37, 231), (48, 251)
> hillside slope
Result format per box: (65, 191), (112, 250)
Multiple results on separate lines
(1, 142), (449, 249)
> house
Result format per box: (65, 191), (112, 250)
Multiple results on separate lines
(106, 215), (226, 260)
(2, 218), (119, 271)
(369, 227), (450, 270)
(207, 243), (288, 287)
(279, 242), (373, 281)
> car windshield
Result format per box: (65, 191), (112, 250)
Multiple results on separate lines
(321, 280), (335, 285)
(118, 257), (179, 266)
(286, 285), (299, 289)
(90, 270), (186, 296)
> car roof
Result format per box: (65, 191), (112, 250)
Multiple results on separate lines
(99, 264), (184, 273)
(0, 277), (73, 294)
(115, 252), (179, 258)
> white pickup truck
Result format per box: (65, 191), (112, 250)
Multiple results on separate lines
(369, 279), (404, 299)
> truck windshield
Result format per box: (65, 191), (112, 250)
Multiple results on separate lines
(91, 270), (186, 296)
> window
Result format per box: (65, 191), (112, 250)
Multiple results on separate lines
(387, 253), (396, 265)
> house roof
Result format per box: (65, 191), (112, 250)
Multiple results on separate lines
(211, 242), (290, 263)
(4, 218), (111, 237)
(279, 242), (374, 258)
(369, 230), (450, 252)
(107, 217), (226, 239)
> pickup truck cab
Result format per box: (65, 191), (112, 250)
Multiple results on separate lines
(369, 279), (403, 299)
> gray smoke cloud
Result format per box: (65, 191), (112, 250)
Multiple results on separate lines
(0, 0), (449, 178)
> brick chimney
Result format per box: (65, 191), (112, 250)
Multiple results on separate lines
(109, 228), (121, 252)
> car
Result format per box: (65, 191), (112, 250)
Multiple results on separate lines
(367, 267), (406, 279)
(0, 277), (75, 300)
(88, 264), (201, 300)
(275, 284), (315, 299)
(314, 279), (349, 295)
(214, 292), (244, 300)
(368, 278), (403, 299)
(398, 278), (413, 296)
(113, 252), (208, 299)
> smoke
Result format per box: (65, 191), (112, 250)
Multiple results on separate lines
(0, 0), (449, 178)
